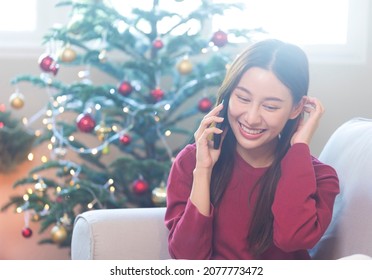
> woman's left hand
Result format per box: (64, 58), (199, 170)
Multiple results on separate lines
(291, 96), (325, 146)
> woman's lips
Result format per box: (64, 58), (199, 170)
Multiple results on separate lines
(239, 123), (266, 140)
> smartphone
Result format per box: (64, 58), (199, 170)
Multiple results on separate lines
(213, 98), (228, 149)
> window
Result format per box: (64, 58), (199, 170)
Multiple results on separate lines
(1, 0), (368, 63)
(213, 0), (349, 45)
(112, 0), (369, 64)
(0, 0), (69, 57)
(213, 0), (368, 64)
(0, 1), (37, 31)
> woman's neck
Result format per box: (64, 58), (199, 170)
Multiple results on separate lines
(235, 140), (277, 168)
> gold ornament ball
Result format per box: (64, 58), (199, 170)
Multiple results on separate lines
(60, 47), (77, 62)
(9, 92), (25, 109)
(95, 122), (112, 141)
(50, 224), (68, 244)
(177, 59), (193, 75)
(152, 186), (167, 206)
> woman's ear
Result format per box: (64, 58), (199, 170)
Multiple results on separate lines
(289, 96), (306, 119)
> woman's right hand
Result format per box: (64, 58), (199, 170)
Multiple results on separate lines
(190, 102), (226, 216)
(193, 102), (225, 170)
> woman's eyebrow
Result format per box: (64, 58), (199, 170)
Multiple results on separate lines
(236, 86), (251, 94)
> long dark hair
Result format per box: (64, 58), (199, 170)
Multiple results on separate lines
(210, 39), (309, 256)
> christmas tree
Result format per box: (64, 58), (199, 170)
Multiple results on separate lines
(0, 104), (35, 173)
(2, 0), (261, 247)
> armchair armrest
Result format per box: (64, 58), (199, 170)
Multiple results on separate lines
(71, 207), (170, 260)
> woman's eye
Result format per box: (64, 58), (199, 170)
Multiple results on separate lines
(264, 105), (279, 111)
(237, 96), (250, 103)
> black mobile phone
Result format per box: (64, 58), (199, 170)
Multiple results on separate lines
(213, 98), (228, 149)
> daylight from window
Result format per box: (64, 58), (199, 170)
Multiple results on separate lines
(213, 0), (349, 45)
(0, 0), (351, 47)
(111, 0), (349, 46)
(0, 0), (37, 31)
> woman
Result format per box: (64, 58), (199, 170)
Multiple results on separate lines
(164, 39), (339, 260)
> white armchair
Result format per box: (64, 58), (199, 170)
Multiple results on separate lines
(71, 117), (372, 260)
(310, 117), (372, 259)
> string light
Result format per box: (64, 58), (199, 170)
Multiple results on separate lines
(27, 153), (34, 161)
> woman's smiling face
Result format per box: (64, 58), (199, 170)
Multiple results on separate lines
(227, 67), (302, 165)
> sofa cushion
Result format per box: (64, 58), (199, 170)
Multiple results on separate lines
(310, 118), (372, 259)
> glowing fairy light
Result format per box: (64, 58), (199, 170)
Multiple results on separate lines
(34, 130), (42, 137)
(27, 153), (34, 161)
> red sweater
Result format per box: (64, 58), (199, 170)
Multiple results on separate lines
(164, 143), (339, 260)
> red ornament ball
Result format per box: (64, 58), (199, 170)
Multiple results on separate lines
(39, 54), (54, 71)
(211, 30), (228, 47)
(76, 113), (96, 133)
(152, 39), (164, 49)
(22, 227), (33, 238)
(198, 97), (213, 113)
(132, 179), (149, 194)
(119, 134), (132, 145)
(150, 88), (165, 101)
(118, 81), (133, 96)
(38, 54), (59, 75)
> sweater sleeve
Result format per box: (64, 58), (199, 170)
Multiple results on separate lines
(164, 145), (214, 259)
(271, 143), (340, 252)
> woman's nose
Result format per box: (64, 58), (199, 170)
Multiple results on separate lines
(244, 106), (261, 125)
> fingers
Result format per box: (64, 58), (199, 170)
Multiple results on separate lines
(303, 96), (324, 116)
(194, 119), (224, 147)
(291, 96), (324, 146)
(194, 102), (225, 141)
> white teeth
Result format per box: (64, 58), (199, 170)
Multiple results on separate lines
(240, 124), (264, 134)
